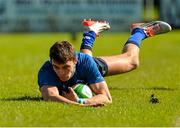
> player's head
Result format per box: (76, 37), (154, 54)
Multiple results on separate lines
(50, 41), (77, 82)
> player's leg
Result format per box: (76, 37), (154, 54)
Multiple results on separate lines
(99, 44), (139, 76)
(80, 19), (110, 56)
(99, 21), (172, 76)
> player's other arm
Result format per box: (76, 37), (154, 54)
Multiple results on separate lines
(40, 85), (79, 105)
(86, 81), (112, 105)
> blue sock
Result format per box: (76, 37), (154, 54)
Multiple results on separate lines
(80, 31), (96, 50)
(126, 28), (147, 47)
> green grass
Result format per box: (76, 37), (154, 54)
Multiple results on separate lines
(0, 31), (180, 126)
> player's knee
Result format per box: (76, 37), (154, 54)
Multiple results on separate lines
(126, 52), (139, 69)
(131, 59), (139, 69)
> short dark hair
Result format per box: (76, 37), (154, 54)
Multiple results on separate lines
(50, 41), (76, 64)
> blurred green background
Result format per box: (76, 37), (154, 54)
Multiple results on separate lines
(0, 0), (180, 33)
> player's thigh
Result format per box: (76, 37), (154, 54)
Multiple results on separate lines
(99, 55), (131, 76)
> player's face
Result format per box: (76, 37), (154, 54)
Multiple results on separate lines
(52, 59), (77, 82)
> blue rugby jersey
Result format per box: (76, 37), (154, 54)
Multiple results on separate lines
(38, 52), (104, 93)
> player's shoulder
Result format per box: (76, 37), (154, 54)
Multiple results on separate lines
(75, 52), (96, 72)
(40, 60), (51, 67)
(76, 52), (90, 58)
(38, 60), (53, 73)
(76, 52), (93, 62)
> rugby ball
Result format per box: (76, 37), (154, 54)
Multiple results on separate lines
(73, 83), (93, 98)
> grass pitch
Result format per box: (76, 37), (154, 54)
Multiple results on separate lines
(0, 31), (180, 126)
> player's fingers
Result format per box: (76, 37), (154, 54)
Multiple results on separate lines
(68, 87), (73, 92)
(68, 87), (77, 95)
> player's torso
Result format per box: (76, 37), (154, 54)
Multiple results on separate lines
(38, 52), (95, 92)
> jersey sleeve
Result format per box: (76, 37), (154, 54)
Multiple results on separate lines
(83, 55), (105, 85)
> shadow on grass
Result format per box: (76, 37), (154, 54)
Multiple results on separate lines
(0, 87), (177, 102)
(0, 96), (43, 101)
(109, 86), (177, 91)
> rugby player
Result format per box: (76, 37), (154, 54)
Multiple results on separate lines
(38, 19), (171, 106)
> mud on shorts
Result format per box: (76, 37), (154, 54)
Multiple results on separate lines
(93, 57), (108, 77)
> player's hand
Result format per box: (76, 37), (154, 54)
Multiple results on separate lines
(62, 87), (79, 102)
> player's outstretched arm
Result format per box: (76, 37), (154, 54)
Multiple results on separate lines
(40, 85), (79, 105)
(40, 85), (106, 107)
(86, 81), (112, 105)
(41, 85), (109, 107)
